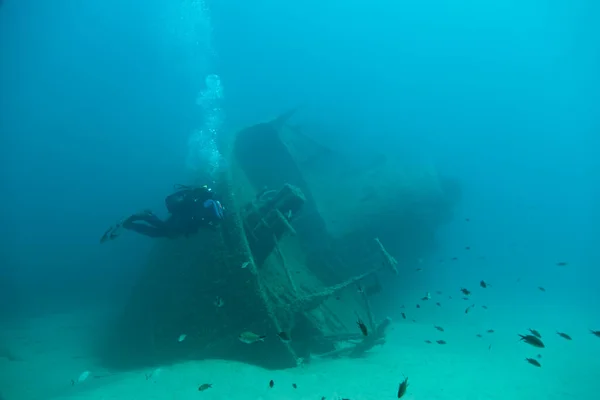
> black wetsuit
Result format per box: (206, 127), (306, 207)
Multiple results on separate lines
(122, 186), (224, 239)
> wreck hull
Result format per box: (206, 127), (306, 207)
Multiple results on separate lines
(97, 123), (375, 370)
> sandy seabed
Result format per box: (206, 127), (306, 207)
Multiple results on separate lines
(1, 307), (599, 400)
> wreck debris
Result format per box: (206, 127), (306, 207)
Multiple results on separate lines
(319, 317), (392, 359)
(98, 112), (455, 371)
(358, 280), (376, 331)
(375, 237), (399, 275)
(273, 236), (298, 294)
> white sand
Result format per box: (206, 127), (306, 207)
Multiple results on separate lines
(1, 308), (598, 400)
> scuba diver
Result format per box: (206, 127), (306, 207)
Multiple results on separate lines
(101, 184), (224, 243)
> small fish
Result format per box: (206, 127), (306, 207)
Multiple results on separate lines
(415, 268), (423, 272)
(476, 334), (483, 338)
(460, 288), (471, 296)
(480, 280), (489, 288)
(556, 262), (568, 266)
(77, 370), (90, 383)
(436, 302), (441, 307)
(519, 334), (545, 348)
(401, 312), (406, 319)
(434, 326), (444, 332)
(292, 383), (297, 389)
(277, 331), (291, 342)
(481, 305), (488, 310)
(357, 319), (369, 336)
(436, 340), (447, 345)
(465, 246), (471, 250)
(462, 297), (470, 301)
(416, 304), (421, 309)
(213, 296), (224, 308)
(488, 344), (492, 351)
(452, 257), (458, 261)
(238, 332), (266, 344)
(536, 353), (542, 359)
(538, 286), (546, 292)
(424, 340), (432, 344)
(397, 376), (409, 398)
(590, 329), (600, 338)
(436, 291), (443, 294)
(178, 334), (187, 342)
(421, 292), (431, 300)
(525, 358), (541, 367)
(241, 261), (250, 269)
(198, 383), (213, 391)
(269, 380), (274, 388)
(465, 304), (475, 314)
(486, 329), (495, 333)
(528, 328), (542, 338)
(556, 331), (572, 340)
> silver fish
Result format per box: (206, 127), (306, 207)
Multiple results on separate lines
(238, 331), (266, 344)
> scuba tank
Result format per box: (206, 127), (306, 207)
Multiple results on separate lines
(165, 184), (213, 215)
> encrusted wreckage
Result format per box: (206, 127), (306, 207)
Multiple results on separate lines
(98, 111), (459, 370)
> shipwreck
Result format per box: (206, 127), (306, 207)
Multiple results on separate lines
(97, 110), (460, 370)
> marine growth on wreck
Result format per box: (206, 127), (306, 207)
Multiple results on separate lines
(97, 112), (460, 370)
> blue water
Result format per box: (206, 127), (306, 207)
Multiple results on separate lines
(1, 1), (599, 399)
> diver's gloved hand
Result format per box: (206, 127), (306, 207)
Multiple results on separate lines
(100, 222), (123, 243)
